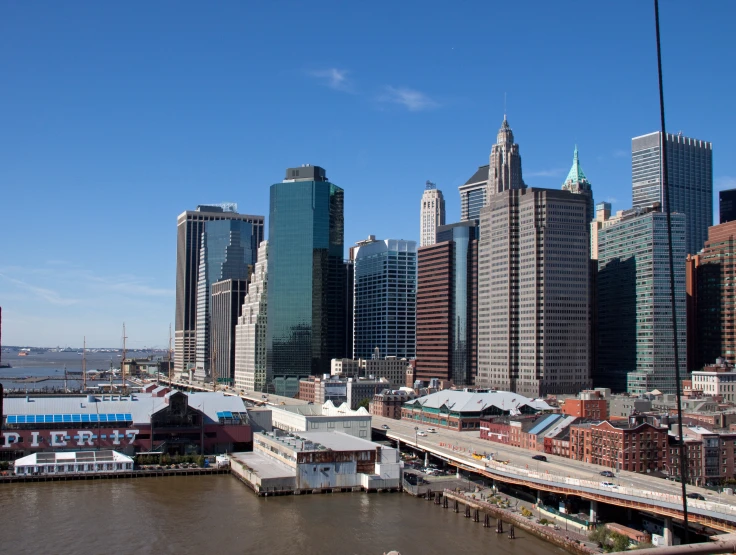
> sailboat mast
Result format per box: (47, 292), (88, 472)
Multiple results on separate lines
(121, 323), (127, 394)
(82, 337), (87, 391)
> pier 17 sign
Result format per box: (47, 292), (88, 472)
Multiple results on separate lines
(2, 429), (141, 448)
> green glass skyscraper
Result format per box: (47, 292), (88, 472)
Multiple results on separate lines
(266, 165), (346, 397)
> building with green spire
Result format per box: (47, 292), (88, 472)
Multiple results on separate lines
(561, 146), (594, 223)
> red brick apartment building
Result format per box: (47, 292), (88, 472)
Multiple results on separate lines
(569, 420), (667, 473)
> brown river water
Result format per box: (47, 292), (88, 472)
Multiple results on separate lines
(0, 475), (566, 555)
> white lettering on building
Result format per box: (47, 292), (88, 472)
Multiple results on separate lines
(2, 433), (20, 447)
(30, 431), (40, 447)
(50, 431), (67, 447)
(77, 431), (95, 447)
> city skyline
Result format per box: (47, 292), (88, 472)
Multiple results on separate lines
(2, 1), (736, 347)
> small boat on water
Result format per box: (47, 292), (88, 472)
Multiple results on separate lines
(18, 352), (28, 357)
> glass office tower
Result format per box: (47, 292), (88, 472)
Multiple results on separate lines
(596, 206), (686, 394)
(194, 218), (258, 380)
(632, 132), (712, 255)
(266, 165), (345, 397)
(353, 238), (417, 360)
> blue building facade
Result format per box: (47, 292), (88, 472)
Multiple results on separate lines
(266, 166), (346, 397)
(353, 238), (417, 360)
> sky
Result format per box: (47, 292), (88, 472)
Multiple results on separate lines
(1, 1), (735, 348)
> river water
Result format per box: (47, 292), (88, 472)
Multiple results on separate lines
(0, 476), (564, 555)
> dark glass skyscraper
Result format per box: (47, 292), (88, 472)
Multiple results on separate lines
(720, 188), (736, 225)
(175, 205), (264, 376)
(266, 165), (345, 397)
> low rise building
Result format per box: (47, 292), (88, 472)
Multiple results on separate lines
(569, 419), (668, 473)
(667, 426), (736, 486)
(269, 404), (372, 439)
(559, 390), (607, 420)
(370, 389), (417, 419)
(13, 450), (134, 476)
(402, 390), (552, 432)
(609, 396), (653, 418)
(330, 357), (412, 389)
(1, 388), (251, 459)
(229, 430), (400, 494)
(691, 359), (736, 404)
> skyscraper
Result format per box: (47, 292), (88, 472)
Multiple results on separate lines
(266, 165), (346, 397)
(487, 117), (525, 197)
(175, 205), (264, 376)
(416, 221), (478, 386)
(686, 221), (736, 370)
(632, 132), (713, 255)
(477, 188), (591, 396)
(459, 165), (488, 222)
(210, 278), (248, 385)
(194, 217), (260, 380)
(234, 241), (269, 392)
(720, 189), (736, 224)
(595, 205), (686, 394)
(420, 181), (445, 247)
(352, 236), (417, 360)
(561, 147), (594, 223)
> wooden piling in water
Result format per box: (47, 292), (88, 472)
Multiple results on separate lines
(496, 520), (504, 534)
(508, 524), (515, 539)
(465, 505), (471, 518)
(454, 499), (459, 513)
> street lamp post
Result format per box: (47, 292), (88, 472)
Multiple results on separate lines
(414, 426), (419, 448)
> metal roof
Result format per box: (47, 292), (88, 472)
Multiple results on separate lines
(14, 449), (133, 466)
(527, 414), (562, 436)
(3, 391), (247, 425)
(464, 165), (490, 185)
(408, 390), (552, 414)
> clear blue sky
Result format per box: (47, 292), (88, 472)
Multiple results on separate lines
(1, 1), (734, 348)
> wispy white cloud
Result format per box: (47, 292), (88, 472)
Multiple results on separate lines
(606, 196), (619, 204)
(0, 273), (80, 306)
(526, 168), (566, 178)
(613, 149), (628, 158)
(379, 86), (439, 111)
(306, 68), (352, 92)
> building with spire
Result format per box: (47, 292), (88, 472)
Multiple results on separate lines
(488, 117), (525, 197)
(561, 147), (594, 223)
(420, 181), (445, 247)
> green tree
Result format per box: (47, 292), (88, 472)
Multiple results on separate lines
(609, 532), (631, 552)
(358, 398), (371, 410)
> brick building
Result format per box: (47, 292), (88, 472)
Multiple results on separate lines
(369, 389), (416, 420)
(569, 420), (668, 473)
(559, 390), (607, 420)
(668, 427), (736, 486)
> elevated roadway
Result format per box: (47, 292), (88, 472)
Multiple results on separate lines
(371, 414), (736, 532)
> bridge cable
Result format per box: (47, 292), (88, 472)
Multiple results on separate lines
(654, 0), (689, 543)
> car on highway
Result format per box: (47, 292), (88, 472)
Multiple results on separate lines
(531, 455), (547, 462)
(426, 428), (437, 433)
(686, 493), (705, 500)
(381, 424), (390, 430)
(600, 470), (615, 478)
(600, 482), (617, 488)
(417, 431), (427, 437)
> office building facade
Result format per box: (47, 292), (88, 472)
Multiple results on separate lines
(459, 165), (488, 222)
(416, 222), (478, 386)
(596, 205), (686, 394)
(686, 221), (736, 370)
(234, 241), (269, 392)
(266, 165), (346, 397)
(632, 132), (713, 255)
(720, 189), (736, 225)
(194, 217), (260, 380)
(352, 237), (416, 360)
(420, 181), (445, 247)
(210, 279), (248, 385)
(477, 188), (591, 397)
(175, 205), (264, 376)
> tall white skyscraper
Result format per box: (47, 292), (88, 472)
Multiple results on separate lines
(632, 131), (712, 255)
(420, 181), (445, 247)
(487, 117), (525, 197)
(234, 241), (269, 392)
